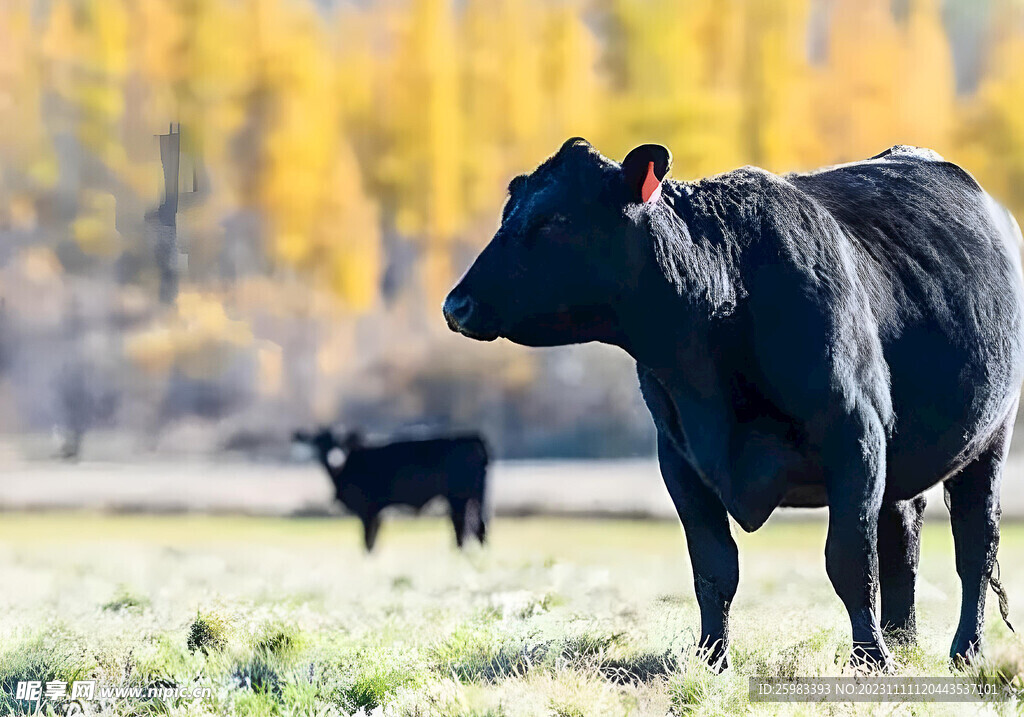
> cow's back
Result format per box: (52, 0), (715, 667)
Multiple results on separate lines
(787, 149), (1024, 493)
(345, 436), (488, 508)
(787, 148), (1022, 341)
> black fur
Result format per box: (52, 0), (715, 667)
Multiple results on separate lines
(294, 429), (489, 551)
(444, 138), (1024, 671)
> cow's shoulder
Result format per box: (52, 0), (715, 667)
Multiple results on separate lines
(676, 165), (803, 247)
(663, 164), (859, 323)
(682, 164), (782, 208)
(682, 166), (894, 429)
(683, 164), (847, 270)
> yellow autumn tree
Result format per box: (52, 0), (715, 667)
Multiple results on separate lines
(737, 0), (821, 171)
(600, 0), (744, 179)
(812, 0), (902, 162)
(35, 0), (129, 261)
(542, 1), (604, 150)
(5, 0), (1022, 315)
(958, 0), (1024, 218)
(0, 2), (53, 253)
(368, 0), (463, 302)
(896, 0), (955, 153)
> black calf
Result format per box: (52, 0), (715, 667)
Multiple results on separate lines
(294, 428), (489, 551)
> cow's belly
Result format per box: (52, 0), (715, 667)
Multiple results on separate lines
(779, 481), (828, 508)
(389, 473), (448, 508)
(882, 322), (1023, 500)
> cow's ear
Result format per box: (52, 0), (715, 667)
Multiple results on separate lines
(342, 430), (364, 450)
(622, 144), (672, 204)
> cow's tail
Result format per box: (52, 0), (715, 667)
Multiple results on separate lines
(475, 437), (490, 480)
(990, 559), (1015, 633)
(998, 205), (1022, 634)
(473, 436), (490, 466)
(1006, 209), (1020, 631)
(468, 437), (490, 544)
(944, 485), (1015, 633)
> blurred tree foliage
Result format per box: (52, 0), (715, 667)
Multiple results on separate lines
(0, 0), (1022, 456)
(2, 0), (1018, 298)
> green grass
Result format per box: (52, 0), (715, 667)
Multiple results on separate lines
(0, 513), (1021, 715)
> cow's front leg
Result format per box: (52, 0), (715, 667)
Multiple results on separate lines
(823, 411), (893, 672)
(658, 433), (739, 671)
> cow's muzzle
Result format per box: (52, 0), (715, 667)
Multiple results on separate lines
(443, 290), (500, 341)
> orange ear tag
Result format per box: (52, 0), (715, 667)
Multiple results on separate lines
(641, 160), (661, 203)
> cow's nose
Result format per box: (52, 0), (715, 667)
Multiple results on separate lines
(443, 292), (476, 332)
(443, 290), (500, 341)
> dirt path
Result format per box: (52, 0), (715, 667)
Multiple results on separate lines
(1, 457), (1023, 519)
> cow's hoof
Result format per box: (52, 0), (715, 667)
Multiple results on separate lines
(949, 636), (982, 669)
(849, 642), (894, 673)
(710, 652), (729, 673)
(881, 626), (917, 648)
(696, 641), (729, 673)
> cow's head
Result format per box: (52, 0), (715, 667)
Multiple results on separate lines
(293, 427), (333, 457)
(293, 426), (351, 473)
(443, 138), (671, 347)
(339, 429), (364, 452)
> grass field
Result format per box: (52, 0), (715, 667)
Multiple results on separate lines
(0, 514), (1021, 716)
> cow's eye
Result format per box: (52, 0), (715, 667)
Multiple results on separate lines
(521, 215), (567, 249)
(520, 216), (561, 248)
(537, 214), (569, 237)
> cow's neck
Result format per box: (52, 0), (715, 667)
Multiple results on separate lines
(652, 183), (744, 317)
(316, 450), (339, 479)
(615, 186), (741, 356)
(614, 261), (726, 368)
(614, 260), (732, 462)
(613, 199), (792, 530)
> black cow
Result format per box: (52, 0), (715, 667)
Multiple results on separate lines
(443, 138), (1024, 671)
(294, 428), (488, 551)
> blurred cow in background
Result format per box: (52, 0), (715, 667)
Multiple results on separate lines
(294, 428), (489, 551)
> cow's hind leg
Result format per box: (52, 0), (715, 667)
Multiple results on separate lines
(878, 495), (927, 644)
(469, 497), (487, 544)
(946, 426), (1010, 665)
(362, 512), (382, 552)
(449, 498), (468, 549)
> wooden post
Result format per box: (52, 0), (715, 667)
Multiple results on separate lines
(150, 123), (199, 304)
